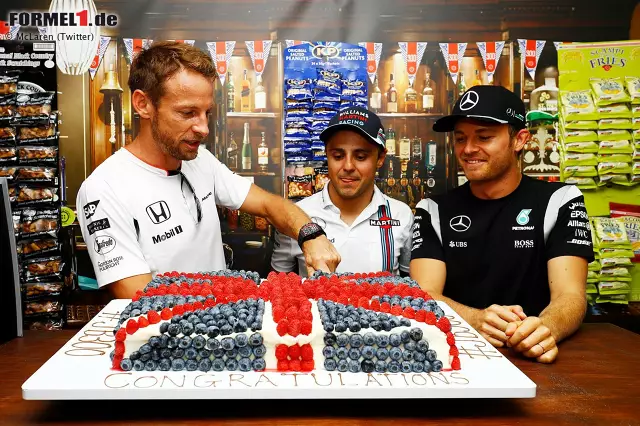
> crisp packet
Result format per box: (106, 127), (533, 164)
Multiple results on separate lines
(634, 162), (640, 174)
(563, 141), (599, 153)
(560, 90), (598, 121)
(563, 120), (598, 130)
(18, 145), (58, 165)
(284, 126), (311, 139)
(287, 175), (313, 198)
(596, 294), (629, 304)
(633, 117), (640, 130)
(24, 313), (64, 330)
(285, 78), (313, 101)
(0, 146), (17, 164)
(313, 101), (340, 110)
(598, 140), (633, 154)
(14, 92), (55, 123)
(598, 267), (632, 282)
(600, 257), (633, 268)
(0, 71), (20, 95)
(285, 108), (312, 122)
(588, 259), (601, 271)
(22, 282), (63, 301)
(597, 129), (631, 141)
(563, 177), (597, 189)
(17, 124), (57, 145)
(562, 152), (598, 166)
(634, 129), (640, 141)
(18, 238), (61, 259)
(590, 77), (631, 105)
(563, 130), (597, 143)
(626, 77), (640, 104)
(314, 69), (342, 99)
(0, 166), (16, 181)
(284, 141), (312, 153)
(0, 126), (16, 144)
(23, 255), (64, 282)
(597, 162), (632, 175)
(24, 299), (64, 315)
(598, 153), (633, 163)
(597, 103), (632, 119)
(15, 166), (57, 184)
(285, 153), (313, 164)
(314, 166), (329, 192)
(599, 174), (637, 187)
(599, 119), (632, 130)
(11, 185), (58, 206)
(286, 100), (312, 109)
(0, 94), (16, 125)
(311, 120), (331, 132)
(598, 281), (631, 294)
(341, 79), (367, 102)
(20, 207), (59, 239)
(598, 247), (635, 259)
(586, 283), (598, 293)
(313, 107), (338, 120)
(562, 165), (598, 177)
(593, 217), (631, 248)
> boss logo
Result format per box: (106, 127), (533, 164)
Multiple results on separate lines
(514, 240), (535, 249)
(146, 201), (171, 224)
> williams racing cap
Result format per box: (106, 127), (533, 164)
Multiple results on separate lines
(433, 85), (526, 132)
(320, 107), (386, 148)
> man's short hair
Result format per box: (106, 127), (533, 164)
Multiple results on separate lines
(128, 41), (217, 107)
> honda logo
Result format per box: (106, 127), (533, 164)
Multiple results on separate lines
(146, 201), (171, 224)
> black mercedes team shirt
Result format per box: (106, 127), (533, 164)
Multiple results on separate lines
(411, 176), (594, 316)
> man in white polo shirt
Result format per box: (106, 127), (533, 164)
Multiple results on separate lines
(77, 42), (340, 298)
(271, 107), (413, 277)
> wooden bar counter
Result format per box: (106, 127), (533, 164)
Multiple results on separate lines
(1, 324), (639, 425)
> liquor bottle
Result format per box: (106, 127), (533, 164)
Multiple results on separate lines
(411, 136), (422, 165)
(241, 69), (251, 112)
(257, 131), (269, 172)
(370, 75), (382, 113)
(404, 82), (418, 113)
(398, 125), (411, 162)
(227, 132), (238, 170)
(226, 71), (235, 112)
(241, 122), (251, 170)
(385, 160), (396, 197)
(422, 72), (434, 113)
(471, 69), (482, 87)
(457, 71), (467, 97)
(398, 165), (409, 204)
(425, 140), (437, 196)
(385, 127), (396, 157)
(386, 73), (398, 113)
(254, 75), (266, 112)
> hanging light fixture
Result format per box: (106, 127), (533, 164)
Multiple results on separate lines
(47, 0), (100, 75)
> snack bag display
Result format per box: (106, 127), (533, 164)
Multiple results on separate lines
(593, 217), (632, 249)
(560, 90), (598, 121)
(599, 119), (632, 130)
(11, 185), (58, 206)
(22, 282), (63, 301)
(563, 177), (597, 189)
(561, 165), (598, 177)
(597, 281), (631, 295)
(590, 77), (631, 106)
(625, 77), (640, 104)
(597, 162), (633, 175)
(600, 257), (633, 268)
(20, 208), (59, 239)
(563, 120), (598, 130)
(22, 256), (64, 282)
(563, 129), (597, 143)
(598, 140), (633, 154)
(597, 103), (632, 119)
(598, 153), (633, 163)
(18, 145), (58, 165)
(563, 141), (600, 153)
(597, 129), (631, 141)
(18, 238), (60, 259)
(597, 267), (632, 282)
(562, 152), (598, 166)
(287, 175), (313, 198)
(14, 92), (55, 124)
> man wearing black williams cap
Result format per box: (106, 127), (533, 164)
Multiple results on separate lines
(272, 107), (414, 277)
(410, 86), (593, 363)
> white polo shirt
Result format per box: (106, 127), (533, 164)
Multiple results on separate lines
(76, 146), (251, 287)
(271, 185), (413, 277)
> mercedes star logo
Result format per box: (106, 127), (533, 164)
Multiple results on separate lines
(450, 215), (471, 232)
(459, 90), (479, 111)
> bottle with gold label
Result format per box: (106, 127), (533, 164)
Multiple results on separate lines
(257, 131), (269, 172)
(404, 82), (418, 113)
(386, 160), (396, 197)
(385, 127), (396, 157)
(386, 73), (398, 113)
(422, 72), (434, 113)
(254, 75), (266, 112)
(241, 69), (251, 112)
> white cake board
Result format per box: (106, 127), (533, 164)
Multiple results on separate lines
(23, 300), (536, 400)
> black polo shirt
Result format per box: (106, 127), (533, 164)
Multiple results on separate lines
(410, 176), (594, 316)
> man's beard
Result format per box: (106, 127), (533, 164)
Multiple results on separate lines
(151, 117), (198, 161)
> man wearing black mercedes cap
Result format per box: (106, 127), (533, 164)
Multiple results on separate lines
(410, 85), (593, 363)
(271, 107), (413, 277)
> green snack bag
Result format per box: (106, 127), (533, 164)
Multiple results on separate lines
(593, 217), (630, 248)
(597, 162), (632, 175)
(563, 129), (598, 143)
(588, 260), (601, 271)
(590, 77), (631, 105)
(599, 119), (632, 130)
(598, 140), (633, 154)
(563, 152), (598, 166)
(598, 247), (635, 258)
(598, 153), (633, 163)
(563, 120), (598, 130)
(563, 141), (599, 153)
(563, 176), (597, 189)
(632, 128), (640, 141)
(598, 281), (631, 295)
(586, 283), (598, 294)
(560, 90), (599, 121)
(600, 257), (634, 268)
(598, 174), (637, 187)
(596, 294), (629, 304)
(632, 117), (640, 130)
(598, 103), (632, 119)
(597, 129), (631, 141)
(626, 77), (640, 105)
(562, 165), (598, 177)
(634, 162), (640, 175)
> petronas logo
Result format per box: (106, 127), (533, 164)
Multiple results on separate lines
(516, 209), (532, 226)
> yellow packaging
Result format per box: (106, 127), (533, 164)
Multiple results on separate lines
(598, 140), (633, 154)
(600, 257), (633, 268)
(593, 217), (631, 248)
(563, 177), (597, 189)
(560, 90), (599, 121)
(597, 162), (633, 175)
(598, 174), (638, 187)
(590, 77), (631, 105)
(633, 128), (640, 141)
(563, 141), (600, 153)
(563, 120), (598, 130)
(617, 216), (639, 260)
(597, 129), (631, 141)
(633, 117), (640, 130)
(563, 152), (598, 166)
(562, 165), (598, 177)
(598, 281), (631, 294)
(599, 119), (632, 130)
(597, 103), (632, 119)
(588, 259), (601, 271)
(626, 76), (640, 104)
(598, 153), (633, 163)
(634, 162), (640, 174)
(563, 129), (598, 142)
(586, 283), (598, 293)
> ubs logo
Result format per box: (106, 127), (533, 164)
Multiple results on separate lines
(146, 201), (171, 224)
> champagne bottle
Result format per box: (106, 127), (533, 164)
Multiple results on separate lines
(241, 122), (251, 170)
(227, 132), (238, 170)
(258, 131), (269, 172)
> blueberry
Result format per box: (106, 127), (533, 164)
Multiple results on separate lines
(131, 309), (141, 317)
(323, 323), (335, 332)
(348, 348), (361, 360)
(165, 337), (178, 350)
(179, 336), (192, 349)
(225, 358), (238, 371)
(249, 333), (263, 346)
(402, 350), (414, 361)
(335, 322), (347, 333)
(185, 348), (198, 360)
(238, 346), (252, 359)
(144, 360), (157, 371)
(151, 350), (161, 361)
(198, 349), (211, 359)
(363, 333), (376, 346)
(158, 358), (171, 371)
(234, 321), (247, 333)
(139, 344), (152, 354)
(171, 316), (181, 324)
(400, 361), (412, 373)
(349, 322), (362, 333)
(382, 321), (392, 332)
(400, 318), (411, 327)
(410, 328), (423, 342)
(322, 346), (336, 358)
(252, 358), (266, 371)
(412, 361), (425, 373)
(235, 334), (248, 348)
(350, 334), (364, 348)
(206, 338), (220, 351)
(195, 323), (208, 335)
(371, 321), (382, 331)
(182, 323), (195, 336)
(335, 334), (349, 347)
(172, 348), (185, 358)
(359, 319), (370, 329)
(167, 323), (180, 337)
(212, 358), (225, 371)
(159, 323), (169, 334)
(390, 317), (400, 328)
(120, 358), (133, 371)
(426, 350), (437, 362)
(361, 359), (375, 373)
(226, 348), (238, 359)
(431, 360), (443, 372)
(413, 351), (426, 363)
(186, 360), (198, 371)
(389, 334), (401, 347)
(140, 353), (151, 362)
(361, 346), (376, 360)
(212, 348), (225, 358)
(389, 347), (403, 361)
(336, 347), (349, 360)
(133, 360), (145, 371)
(159, 335), (169, 348)
(400, 331), (411, 344)
(220, 337), (235, 351)
(131, 301), (142, 310)
(129, 351), (141, 361)
(376, 348), (389, 361)
(228, 317), (239, 327)
(348, 359), (361, 373)
(192, 335), (206, 349)
(405, 341), (417, 352)
(423, 361), (432, 373)
(220, 324), (233, 336)
(237, 358), (252, 372)
(416, 340), (429, 353)
(324, 358), (337, 371)
(253, 345), (266, 358)
(375, 335), (389, 348)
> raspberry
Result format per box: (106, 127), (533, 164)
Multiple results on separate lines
(161, 307), (172, 320)
(115, 328), (127, 342)
(358, 297), (370, 309)
(301, 360), (315, 372)
(138, 316), (149, 328)
(446, 332), (455, 346)
(276, 320), (289, 336)
(275, 344), (289, 360)
(289, 360), (302, 371)
(415, 310), (426, 322)
(380, 302), (391, 313)
(451, 357), (461, 370)
(288, 320), (301, 337)
(299, 310), (313, 321)
(125, 319), (139, 335)
(112, 355), (123, 370)
(288, 344), (301, 359)
(337, 295), (349, 305)
(425, 311), (437, 325)
(390, 305), (403, 316)
(285, 306), (298, 320)
(192, 301), (204, 311)
(300, 320), (312, 335)
(147, 310), (161, 324)
(370, 299), (381, 311)
(277, 360), (289, 371)
(449, 346), (459, 357)
(300, 344), (313, 361)
(204, 298), (216, 308)
(437, 317), (451, 333)
(172, 305), (184, 316)
(403, 307), (416, 319)
(183, 303), (194, 313)
(114, 341), (125, 357)
(179, 288), (190, 296)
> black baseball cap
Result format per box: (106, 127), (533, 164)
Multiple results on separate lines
(319, 107), (386, 148)
(433, 85), (526, 132)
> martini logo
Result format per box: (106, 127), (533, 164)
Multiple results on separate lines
(589, 47), (626, 71)
(312, 45), (340, 59)
(370, 216), (400, 229)
(9, 10), (118, 27)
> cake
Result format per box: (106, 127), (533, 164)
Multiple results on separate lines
(111, 271), (460, 373)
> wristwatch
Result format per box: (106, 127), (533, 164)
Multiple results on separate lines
(297, 222), (326, 248)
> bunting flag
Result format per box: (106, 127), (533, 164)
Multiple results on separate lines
(358, 42), (383, 84)
(88, 36), (111, 80)
(476, 41), (505, 83)
(0, 21), (20, 40)
(439, 43), (467, 84)
(398, 42), (427, 87)
(518, 39), (546, 80)
(554, 42), (562, 51)
(123, 39), (154, 64)
(245, 40), (273, 77)
(285, 40), (310, 48)
(205, 41), (236, 86)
